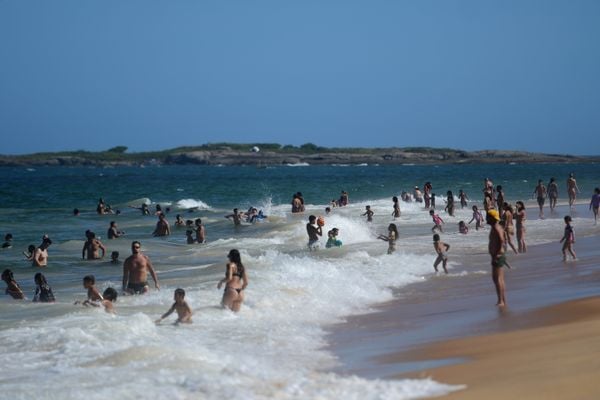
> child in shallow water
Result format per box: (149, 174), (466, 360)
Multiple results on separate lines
(156, 288), (192, 325)
(458, 221), (469, 234)
(326, 228), (343, 248)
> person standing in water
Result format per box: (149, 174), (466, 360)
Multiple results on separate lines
(217, 249), (248, 312)
(392, 196), (400, 218)
(378, 223), (398, 254)
(589, 188), (600, 224)
(515, 201), (527, 253)
(82, 231), (107, 260)
(533, 179), (547, 218)
(567, 173), (580, 209)
(432, 234), (450, 274)
(306, 215), (323, 251)
(362, 205), (374, 222)
(122, 241), (160, 294)
(560, 215), (577, 261)
(547, 177), (559, 213)
(487, 210), (507, 307)
(152, 213), (171, 236)
(32, 236), (52, 267)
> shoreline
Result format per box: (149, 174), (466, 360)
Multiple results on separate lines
(326, 221), (600, 396)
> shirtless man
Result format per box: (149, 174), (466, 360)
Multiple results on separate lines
(107, 221), (124, 239)
(82, 231), (107, 260)
(567, 173), (580, 209)
(306, 215), (323, 251)
(152, 213), (171, 237)
(32, 236), (52, 267)
(533, 179), (547, 218)
(225, 208), (243, 226)
(487, 210), (507, 307)
(122, 241), (159, 294)
(195, 218), (206, 243)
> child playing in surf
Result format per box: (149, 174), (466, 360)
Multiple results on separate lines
(326, 228), (342, 248)
(432, 234), (450, 274)
(458, 189), (469, 208)
(378, 223), (398, 254)
(2, 269), (25, 300)
(101, 287), (118, 314)
(430, 209), (444, 232)
(362, 205), (374, 222)
(590, 188), (600, 224)
(458, 221), (469, 234)
(75, 275), (104, 306)
(560, 215), (577, 261)
(156, 288), (193, 325)
(468, 205), (484, 230)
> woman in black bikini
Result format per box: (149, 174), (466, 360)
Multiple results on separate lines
(217, 249), (248, 312)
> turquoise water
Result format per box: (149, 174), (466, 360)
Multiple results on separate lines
(0, 163), (597, 400)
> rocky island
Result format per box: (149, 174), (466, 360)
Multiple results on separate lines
(0, 143), (597, 167)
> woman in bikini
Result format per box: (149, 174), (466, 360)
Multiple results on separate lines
(501, 203), (518, 254)
(217, 249), (248, 312)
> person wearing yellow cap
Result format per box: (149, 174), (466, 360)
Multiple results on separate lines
(487, 209), (508, 307)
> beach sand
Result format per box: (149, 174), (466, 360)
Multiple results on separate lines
(328, 228), (600, 398)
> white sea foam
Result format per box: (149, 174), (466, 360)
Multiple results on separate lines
(176, 198), (212, 210)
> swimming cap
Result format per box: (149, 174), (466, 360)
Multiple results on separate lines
(487, 209), (500, 221)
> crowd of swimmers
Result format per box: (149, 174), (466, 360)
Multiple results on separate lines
(2, 172), (598, 313)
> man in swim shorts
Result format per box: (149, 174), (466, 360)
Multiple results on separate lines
(487, 210), (507, 307)
(122, 241), (159, 295)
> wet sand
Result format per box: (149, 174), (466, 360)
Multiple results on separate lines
(327, 228), (600, 398)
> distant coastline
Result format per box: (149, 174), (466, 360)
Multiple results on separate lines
(1, 143), (598, 167)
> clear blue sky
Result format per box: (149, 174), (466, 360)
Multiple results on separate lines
(1, 1), (599, 155)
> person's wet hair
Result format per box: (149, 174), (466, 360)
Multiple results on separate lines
(83, 275), (95, 284)
(2, 269), (14, 282)
(103, 287), (118, 302)
(34, 272), (47, 285)
(564, 215), (572, 223)
(175, 288), (185, 297)
(433, 234), (440, 241)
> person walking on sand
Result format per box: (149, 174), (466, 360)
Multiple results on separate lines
(589, 188), (600, 224)
(567, 173), (580, 209)
(378, 223), (398, 254)
(515, 201), (527, 253)
(122, 241), (160, 294)
(432, 234), (450, 274)
(217, 249), (248, 312)
(560, 216), (577, 261)
(533, 179), (547, 218)
(487, 210), (508, 307)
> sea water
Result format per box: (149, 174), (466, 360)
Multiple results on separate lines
(0, 163), (598, 399)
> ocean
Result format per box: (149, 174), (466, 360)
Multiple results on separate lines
(0, 163), (598, 400)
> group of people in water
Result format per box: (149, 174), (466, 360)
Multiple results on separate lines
(2, 172), (598, 315)
(303, 173), (595, 308)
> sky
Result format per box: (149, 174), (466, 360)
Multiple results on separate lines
(1, 1), (599, 155)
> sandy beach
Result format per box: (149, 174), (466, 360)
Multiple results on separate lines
(328, 217), (600, 398)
